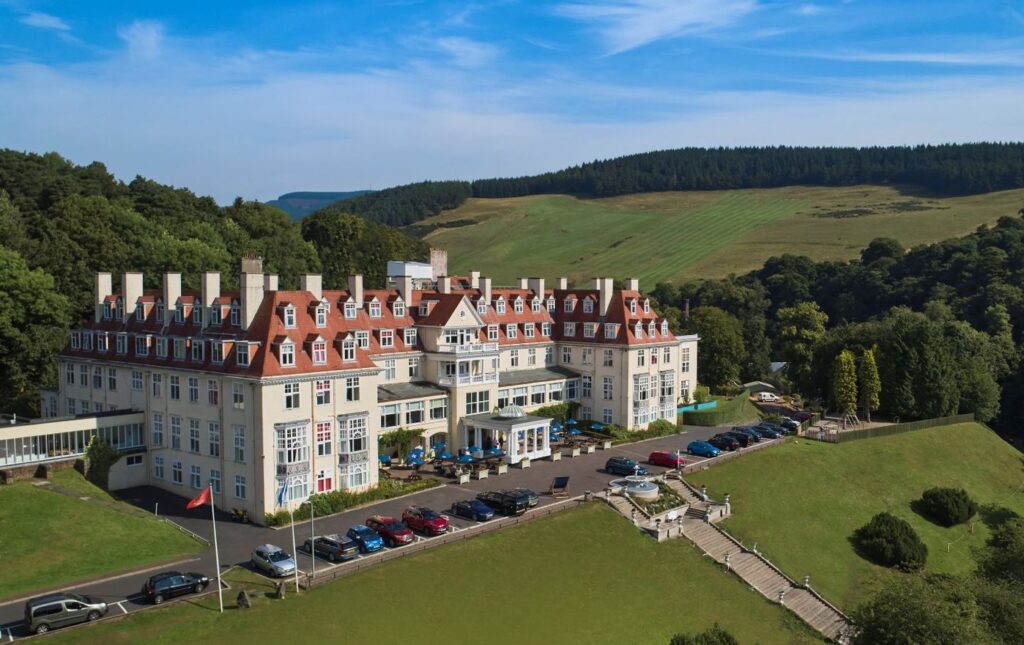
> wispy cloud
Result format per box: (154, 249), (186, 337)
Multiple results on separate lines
(19, 12), (70, 31)
(117, 20), (164, 60)
(435, 36), (499, 67)
(556, 0), (758, 54)
(800, 49), (1024, 67)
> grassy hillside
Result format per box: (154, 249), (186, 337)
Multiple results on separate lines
(54, 504), (819, 645)
(688, 423), (1024, 610)
(423, 186), (1024, 284)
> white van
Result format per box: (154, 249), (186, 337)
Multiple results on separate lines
(758, 392), (780, 403)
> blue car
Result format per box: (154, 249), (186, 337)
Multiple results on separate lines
(346, 524), (385, 553)
(753, 424), (783, 439)
(687, 440), (721, 458)
(450, 499), (495, 521)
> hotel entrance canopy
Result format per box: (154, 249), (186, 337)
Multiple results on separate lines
(463, 406), (552, 464)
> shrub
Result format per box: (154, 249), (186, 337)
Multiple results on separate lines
(693, 386), (711, 405)
(918, 487), (978, 527)
(263, 477), (440, 527)
(853, 512), (928, 571)
(669, 623), (739, 645)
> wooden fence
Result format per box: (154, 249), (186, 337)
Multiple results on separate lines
(836, 413), (976, 443)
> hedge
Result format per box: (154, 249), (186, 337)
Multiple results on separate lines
(853, 512), (928, 571)
(264, 477), (440, 527)
(918, 487), (978, 527)
(682, 391), (753, 426)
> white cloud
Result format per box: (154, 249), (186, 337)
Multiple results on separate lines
(797, 49), (1024, 67)
(435, 36), (499, 68)
(796, 4), (822, 16)
(117, 20), (164, 59)
(555, 0), (758, 54)
(20, 12), (70, 31)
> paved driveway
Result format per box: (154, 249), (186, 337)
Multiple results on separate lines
(0, 422), (763, 638)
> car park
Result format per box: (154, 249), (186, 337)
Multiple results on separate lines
(752, 424), (782, 439)
(302, 534), (360, 562)
(781, 417), (801, 431)
(365, 516), (414, 547)
(732, 426), (762, 442)
(648, 450), (686, 468)
(476, 490), (529, 516)
(346, 524), (386, 553)
(511, 488), (540, 507)
(402, 506), (450, 535)
(687, 440), (721, 458)
(709, 434), (740, 451)
(141, 571), (209, 604)
(451, 499), (495, 521)
(724, 431), (752, 448)
(251, 544), (297, 577)
(25, 594), (107, 635)
(605, 457), (648, 476)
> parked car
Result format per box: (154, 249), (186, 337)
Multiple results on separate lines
(605, 457), (648, 476)
(709, 434), (740, 451)
(346, 524), (386, 553)
(25, 594), (107, 635)
(781, 417), (801, 431)
(451, 498), (495, 521)
(511, 488), (539, 507)
(752, 424), (783, 439)
(758, 392), (781, 402)
(251, 544), (297, 577)
(365, 515), (415, 547)
(732, 426), (762, 443)
(402, 506), (450, 535)
(648, 450), (686, 468)
(687, 440), (721, 458)
(723, 431), (752, 448)
(476, 490), (529, 516)
(302, 534), (359, 562)
(141, 571), (210, 604)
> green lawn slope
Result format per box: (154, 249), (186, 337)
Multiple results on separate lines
(53, 504), (819, 645)
(688, 423), (1024, 610)
(0, 472), (203, 599)
(423, 186), (1024, 284)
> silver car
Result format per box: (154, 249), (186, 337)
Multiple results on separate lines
(251, 544), (297, 577)
(25, 593), (108, 634)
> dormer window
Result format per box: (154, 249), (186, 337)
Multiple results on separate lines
(661, 320), (669, 335)
(634, 322), (643, 338)
(513, 298), (524, 314)
(211, 302), (222, 325)
(393, 299), (405, 317)
(345, 299), (357, 319)
(541, 322), (551, 336)
(380, 329), (394, 348)
(174, 302), (184, 324)
(156, 300), (165, 323)
(583, 298), (594, 314)
(506, 324), (517, 339)
(136, 305), (145, 322)
(524, 323), (535, 338)
(283, 305), (296, 328)
(369, 299), (381, 318)
(643, 299), (651, 314)
(356, 330), (369, 348)
(496, 297), (506, 315)
(419, 302), (429, 316)
(404, 328), (417, 347)
(192, 339), (205, 362)
(648, 321), (657, 336)
(546, 297), (555, 313)
(211, 341), (225, 364)
(192, 305), (203, 325)
(605, 324), (618, 339)
(71, 331), (81, 350)
(315, 305), (327, 328)
(97, 332), (110, 351)
(584, 323), (596, 338)
(230, 302), (241, 326)
(564, 322), (576, 336)
(629, 300), (637, 315)
(477, 300), (487, 315)
(341, 337), (356, 362)
(531, 298), (541, 313)
(116, 333), (127, 354)
(279, 340), (295, 367)
(563, 298), (574, 313)
(82, 331), (93, 351)
(103, 301), (112, 319)
(312, 339), (327, 364)
(135, 336), (149, 356)
(115, 298), (124, 320)
(236, 342), (250, 367)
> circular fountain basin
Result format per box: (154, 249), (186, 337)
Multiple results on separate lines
(609, 475), (660, 501)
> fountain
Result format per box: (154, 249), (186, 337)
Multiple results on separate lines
(608, 475), (660, 501)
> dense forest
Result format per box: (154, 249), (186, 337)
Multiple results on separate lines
(651, 211), (1024, 432)
(313, 143), (1024, 229)
(0, 149), (427, 415)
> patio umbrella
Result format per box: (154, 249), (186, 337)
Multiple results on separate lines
(409, 447), (425, 455)
(431, 442), (447, 451)
(551, 421), (563, 430)
(466, 445), (482, 453)
(456, 454), (474, 464)
(437, 451), (454, 460)
(590, 423), (604, 431)
(378, 454), (392, 465)
(407, 456), (425, 466)
(566, 418), (578, 425)
(568, 427), (582, 436)
(484, 447), (503, 457)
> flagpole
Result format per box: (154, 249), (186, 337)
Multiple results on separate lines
(290, 502), (300, 594)
(209, 484), (223, 612)
(311, 496), (316, 580)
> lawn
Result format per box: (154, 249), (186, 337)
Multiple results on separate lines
(0, 472), (203, 600)
(688, 423), (1024, 610)
(423, 185), (1024, 285)
(52, 504), (820, 645)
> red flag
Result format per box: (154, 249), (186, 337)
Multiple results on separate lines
(186, 486), (212, 510)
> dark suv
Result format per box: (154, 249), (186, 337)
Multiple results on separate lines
(142, 571), (210, 604)
(605, 457), (648, 476)
(724, 431), (752, 448)
(476, 490), (529, 516)
(709, 434), (739, 451)
(302, 534), (360, 562)
(732, 426), (762, 443)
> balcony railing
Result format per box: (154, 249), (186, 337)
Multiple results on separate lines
(436, 342), (499, 354)
(338, 451), (369, 465)
(276, 461), (310, 477)
(437, 372), (499, 387)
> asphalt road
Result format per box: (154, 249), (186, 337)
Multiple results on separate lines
(0, 422), (769, 639)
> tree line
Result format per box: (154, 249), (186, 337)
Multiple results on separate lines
(0, 149), (428, 415)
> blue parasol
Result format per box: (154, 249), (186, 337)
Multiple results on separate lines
(466, 445), (481, 453)
(484, 447), (503, 457)
(590, 423), (604, 431)
(437, 451), (454, 460)
(407, 456), (424, 466)
(551, 421), (563, 430)
(566, 418), (578, 425)
(456, 454), (474, 464)
(378, 454), (392, 465)
(568, 427), (582, 436)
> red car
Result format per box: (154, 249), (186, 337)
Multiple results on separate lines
(401, 506), (450, 536)
(365, 515), (415, 547)
(648, 450), (686, 468)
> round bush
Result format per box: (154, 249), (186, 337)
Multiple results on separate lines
(853, 512), (928, 571)
(919, 487), (977, 527)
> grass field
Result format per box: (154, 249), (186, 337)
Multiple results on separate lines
(423, 185), (1024, 285)
(688, 423), (1024, 610)
(0, 472), (203, 600)
(53, 504), (820, 645)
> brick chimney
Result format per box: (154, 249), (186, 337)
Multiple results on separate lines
(122, 272), (143, 321)
(626, 278), (639, 292)
(240, 254), (264, 331)
(95, 272), (112, 323)
(163, 272), (181, 323)
(438, 276), (451, 295)
(396, 275), (413, 304)
(527, 277), (545, 299)
(594, 277), (613, 316)
(480, 277), (492, 305)
(201, 272), (220, 328)
(470, 271), (480, 289)
(347, 274), (363, 303)
(264, 274), (279, 291)
(300, 274), (322, 301)
(556, 277), (568, 290)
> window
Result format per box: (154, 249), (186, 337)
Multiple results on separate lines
(562, 347), (571, 364)
(465, 390), (490, 415)
(283, 305), (296, 328)
(430, 398), (447, 420)
(527, 348), (537, 366)
(393, 300), (405, 317)
(211, 341), (225, 364)
(171, 416), (182, 449)
(356, 331), (369, 349)
(408, 357), (420, 378)
(314, 379), (331, 405)
(681, 347), (690, 372)
(317, 469), (333, 492)
(404, 328), (417, 347)
(232, 425), (246, 462)
(81, 332), (92, 352)
(279, 341), (295, 367)
(531, 298), (541, 313)
(284, 383), (300, 409)
(629, 299), (637, 315)
(193, 305), (203, 325)
(96, 332), (110, 352)
(66, 398), (76, 415)
(487, 325), (499, 341)
(582, 376), (592, 399)
(531, 385), (545, 405)
(510, 349), (519, 368)
(152, 412), (164, 446)
(498, 388), (509, 408)
(116, 333), (127, 354)
(234, 475), (247, 499)
(506, 324), (517, 339)
(369, 300), (381, 318)
(315, 305), (327, 327)
(65, 362), (74, 385)
(644, 299), (651, 314)
(649, 321), (657, 337)
(663, 347), (671, 364)
(135, 336), (148, 356)
(343, 300), (357, 319)
(79, 364), (88, 386)
(169, 375), (180, 400)
(384, 359), (396, 380)
(637, 349), (646, 367)
(584, 323), (596, 338)
(380, 404), (400, 428)
(132, 369), (143, 391)
(207, 379), (219, 405)
(524, 323), (535, 338)
(230, 303), (240, 326)
(316, 422), (332, 456)
(604, 349), (614, 367)
(551, 382), (564, 401)
(634, 322), (643, 339)
(545, 346), (554, 365)
(661, 320), (669, 336)
(347, 416), (368, 453)
(583, 298), (594, 314)
(341, 338), (356, 362)
(603, 376), (614, 400)
(563, 298), (574, 313)
(191, 339), (204, 362)
(660, 371), (675, 398)
(93, 366), (103, 389)
(495, 297), (505, 314)
(154, 456), (165, 479)
(379, 329), (394, 348)
(276, 423), (310, 469)
(310, 340), (327, 365)
(547, 297), (556, 312)
(174, 306), (184, 324)
(582, 347), (593, 365)
(189, 419), (201, 453)
(173, 338), (185, 360)
(156, 337), (168, 358)
(564, 322), (576, 337)
(406, 401), (424, 425)
(188, 377), (199, 402)
(108, 368), (117, 391)
(512, 387), (528, 406)
(541, 322), (551, 337)
(210, 469), (221, 494)
(635, 375), (650, 402)
(236, 342), (250, 367)
(172, 461), (183, 484)
(603, 408), (613, 424)
(208, 422), (220, 457)
(135, 306), (145, 322)
(80, 399), (89, 413)
(514, 298), (524, 314)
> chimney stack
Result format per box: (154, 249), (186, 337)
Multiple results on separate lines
(162, 272), (181, 324)
(240, 254), (265, 331)
(122, 272), (143, 321)
(396, 275), (413, 304)
(264, 274), (279, 291)
(481, 277), (492, 305)
(438, 276), (451, 295)
(430, 248), (448, 280)
(300, 274), (322, 301)
(517, 278), (528, 289)
(556, 277), (568, 290)
(595, 277), (613, 316)
(470, 271), (480, 289)
(626, 278), (639, 292)
(347, 274), (364, 304)
(95, 272), (112, 323)
(527, 277), (545, 299)
(201, 272), (220, 328)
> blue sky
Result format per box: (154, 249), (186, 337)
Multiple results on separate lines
(1, 1), (1023, 203)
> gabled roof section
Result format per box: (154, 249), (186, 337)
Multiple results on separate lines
(415, 294), (483, 327)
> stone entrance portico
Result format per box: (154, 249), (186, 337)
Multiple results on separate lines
(463, 406), (552, 464)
